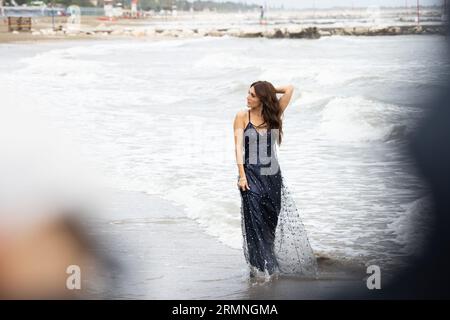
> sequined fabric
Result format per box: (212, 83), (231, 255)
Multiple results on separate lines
(239, 111), (318, 277)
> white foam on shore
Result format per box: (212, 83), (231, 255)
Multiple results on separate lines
(387, 196), (435, 255)
(164, 185), (242, 249)
(318, 95), (405, 143)
(291, 90), (334, 109)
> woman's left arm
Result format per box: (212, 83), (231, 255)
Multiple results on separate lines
(275, 85), (294, 114)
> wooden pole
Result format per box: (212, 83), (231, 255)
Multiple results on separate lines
(417, 0), (420, 25)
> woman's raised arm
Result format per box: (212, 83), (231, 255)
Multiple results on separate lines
(275, 85), (295, 114)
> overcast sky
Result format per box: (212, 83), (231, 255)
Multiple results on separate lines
(215, 0), (444, 9)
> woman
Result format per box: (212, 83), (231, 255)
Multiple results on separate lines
(233, 81), (318, 278)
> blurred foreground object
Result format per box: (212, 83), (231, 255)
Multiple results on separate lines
(0, 211), (106, 299)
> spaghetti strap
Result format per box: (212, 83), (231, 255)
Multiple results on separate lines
(248, 110), (251, 124)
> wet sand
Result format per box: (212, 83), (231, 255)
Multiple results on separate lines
(85, 190), (368, 299)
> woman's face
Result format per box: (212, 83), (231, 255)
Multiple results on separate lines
(247, 86), (261, 109)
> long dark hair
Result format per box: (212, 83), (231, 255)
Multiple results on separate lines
(250, 81), (283, 145)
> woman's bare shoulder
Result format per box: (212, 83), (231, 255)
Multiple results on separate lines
(233, 109), (248, 129)
(235, 109), (248, 119)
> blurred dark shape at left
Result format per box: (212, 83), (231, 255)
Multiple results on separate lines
(0, 209), (114, 299)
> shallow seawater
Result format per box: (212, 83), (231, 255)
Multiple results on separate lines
(0, 35), (449, 275)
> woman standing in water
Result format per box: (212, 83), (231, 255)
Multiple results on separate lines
(233, 81), (318, 278)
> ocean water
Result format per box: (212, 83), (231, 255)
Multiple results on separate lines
(1, 35), (449, 273)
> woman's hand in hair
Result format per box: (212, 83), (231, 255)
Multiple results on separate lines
(275, 85), (294, 94)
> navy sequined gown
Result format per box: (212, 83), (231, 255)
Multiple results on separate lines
(238, 109), (318, 277)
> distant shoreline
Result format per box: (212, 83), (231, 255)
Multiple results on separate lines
(0, 9), (447, 44)
(0, 24), (446, 44)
